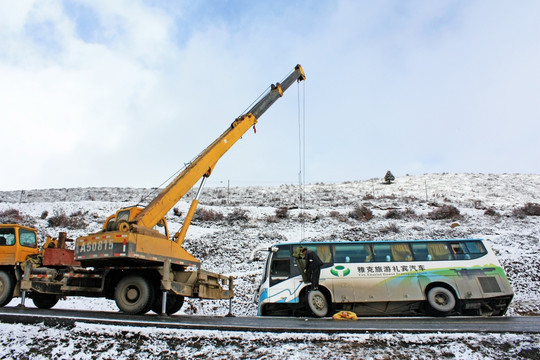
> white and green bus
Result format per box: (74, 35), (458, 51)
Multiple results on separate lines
(254, 239), (513, 317)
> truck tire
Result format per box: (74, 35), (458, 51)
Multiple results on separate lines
(151, 293), (185, 315)
(426, 286), (456, 316)
(0, 271), (15, 307)
(114, 275), (154, 314)
(307, 289), (329, 317)
(32, 294), (59, 309)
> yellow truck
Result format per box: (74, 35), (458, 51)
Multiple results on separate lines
(0, 224), (39, 307)
(0, 65), (306, 315)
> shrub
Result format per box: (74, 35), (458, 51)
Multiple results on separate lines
(380, 223), (400, 234)
(47, 210), (87, 229)
(40, 210), (49, 219)
(484, 208), (500, 217)
(173, 208), (183, 217)
(68, 211), (87, 229)
(385, 208), (416, 220)
(362, 193), (375, 200)
(0, 209), (25, 223)
(275, 207), (289, 219)
(511, 208), (525, 219)
(403, 208), (417, 218)
(512, 203), (540, 218)
(266, 215), (280, 224)
(521, 203), (540, 216)
(348, 205), (373, 222)
(227, 208), (250, 223)
(384, 209), (402, 219)
(47, 211), (70, 227)
(195, 208), (224, 222)
(329, 211), (347, 222)
(427, 205), (460, 220)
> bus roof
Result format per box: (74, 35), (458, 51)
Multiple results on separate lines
(272, 239), (486, 247)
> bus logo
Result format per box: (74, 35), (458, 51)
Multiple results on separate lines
(331, 265), (351, 277)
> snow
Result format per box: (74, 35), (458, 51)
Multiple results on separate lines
(1, 173), (539, 359)
(0, 321), (538, 359)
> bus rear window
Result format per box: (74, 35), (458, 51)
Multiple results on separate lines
(464, 241), (487, 256)
(411, 241), (488, 261)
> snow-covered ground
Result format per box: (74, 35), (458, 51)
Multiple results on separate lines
(1, 173), (539, 359)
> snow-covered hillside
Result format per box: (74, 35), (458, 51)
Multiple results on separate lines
(1, 173), (539, 359)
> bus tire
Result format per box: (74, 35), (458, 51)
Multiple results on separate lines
(0, 271), (15, 307)
(307, 289), (329, 317)
(114, 275), (154, 314)
(427, 286), (456, 315)
(32, 294), (59, 309)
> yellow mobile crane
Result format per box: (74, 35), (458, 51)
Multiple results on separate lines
(10, 65), (305, 315)
(75, 64), (305, 266)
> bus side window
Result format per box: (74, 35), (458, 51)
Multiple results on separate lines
(334, 244), (370, 263)
(315, 245), (333, 265)
(412, 243), (430, 261)
(391, 243), (413, 261)
(372, 244), (393, 262)
(450, 243), (469, 260)
(427, 243), (453, 260)
(334, 245), (350, 263)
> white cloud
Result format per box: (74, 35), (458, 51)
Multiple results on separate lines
(0, 1), (538, 191)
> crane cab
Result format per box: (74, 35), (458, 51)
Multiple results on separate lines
(102, 207), (169, 239)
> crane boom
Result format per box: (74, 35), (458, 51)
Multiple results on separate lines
(133, 65), (306, 229)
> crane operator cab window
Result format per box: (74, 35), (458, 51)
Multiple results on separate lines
(117, 210), (130, 222)
(154, 219), (168, 238)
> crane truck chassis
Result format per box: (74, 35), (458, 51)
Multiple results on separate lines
(0, 65), (306, 315)
(1, 224), (213, 315)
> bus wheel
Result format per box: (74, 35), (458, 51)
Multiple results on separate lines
(115, 275), (154, 314)
(0, 271), (15, 307)
(307, 289), (329, 317)
(32, 294), (59, 309)
(427, 287), (456, 315)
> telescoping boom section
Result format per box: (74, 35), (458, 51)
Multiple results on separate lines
(75, 65), (306, 268)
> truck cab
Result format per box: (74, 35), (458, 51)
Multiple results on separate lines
(0, 224), (38, 265)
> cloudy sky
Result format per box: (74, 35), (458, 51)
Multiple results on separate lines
(1, 1), (539, 191)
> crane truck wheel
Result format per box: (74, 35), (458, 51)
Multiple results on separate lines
(151, 293), (185, 315)
(0, 271), (15, 307)
(114, 275), (154, 314)
(32, 294), (59, 309)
